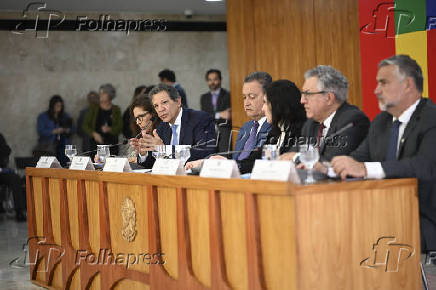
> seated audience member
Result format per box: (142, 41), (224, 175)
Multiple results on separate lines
(36, 95), (74, 166)
(200, 69), (232, 151)
(280, 65), (369, 163)
(0, 133), (26, 221)
(122, 85), (147, 140)
(82, 83), (122, 157)
(158, 69), (188, 108)
(135, 84), (216, 164)
(186, 71), (273, 170)
(77, 91), (99, 152)
(237, 79), (307, 173)
(331, 55), (436, 252)
(128, 94), (161, 168)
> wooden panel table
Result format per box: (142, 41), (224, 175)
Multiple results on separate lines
(25, 168), (421, 289)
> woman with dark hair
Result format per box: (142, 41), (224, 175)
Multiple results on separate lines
(122, 85), (147, 139)
(82, 83), (122, 157)
(36, 95), (74, 166)
(128, 94), (161, 168)
(238, 79), (307, 173)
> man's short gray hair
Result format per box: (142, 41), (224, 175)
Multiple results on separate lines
(148, 83), (180, 101)
(304, 65), (349, 103)
(379, 54), (423, 93)
(244, 71), (273, 93)
(99, 83), (116, 100)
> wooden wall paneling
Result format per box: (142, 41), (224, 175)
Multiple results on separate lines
(252, 0), (317, 88)
(256, 195), (297, 290)
(226, 0), (257, 130)
(294, 185), (421, 290)
(185, 189), (211, 287)
(313, 0), (362, 107)
(220, 191), (248, 290)
(208, 190), (232, 290)
(244, 193), (266, 290)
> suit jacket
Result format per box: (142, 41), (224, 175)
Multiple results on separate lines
(233, 120), (272, 160)
(300, 102), (370, 161)
(351, 98), (436, 251)
(200, 88), (231, 121)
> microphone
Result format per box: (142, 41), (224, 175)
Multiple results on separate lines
(191, 138), (217, 149)
(204, 147), (260, 159)
(325, 122), (354, 140)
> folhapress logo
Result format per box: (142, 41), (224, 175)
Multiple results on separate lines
(360, 236), (415, 272)
(12, 2), (65, 38)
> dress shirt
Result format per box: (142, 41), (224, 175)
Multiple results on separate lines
(170, 107), (183, 145)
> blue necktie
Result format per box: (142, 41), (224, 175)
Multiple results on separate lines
(171, 124), (178, 145)
(238, 121), (259, 160)
(385, 120), (401, 161)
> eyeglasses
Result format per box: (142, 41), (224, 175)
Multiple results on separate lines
(301, 91), (328, 98)
(135, 112), (150, 123)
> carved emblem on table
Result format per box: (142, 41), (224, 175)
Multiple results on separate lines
(121, 197), (137, 242)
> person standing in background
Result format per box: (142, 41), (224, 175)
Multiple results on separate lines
(200, 69), (232, 152)
(82, 83), (122, 157)
(36, 95), (74, 166)
(158, 69), (188, 108)
(77, 91), (99, 152)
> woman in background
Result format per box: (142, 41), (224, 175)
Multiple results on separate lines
(82, 83), (122, 157)
(36, 95), (74, 166)
(122, 85), (147, 140)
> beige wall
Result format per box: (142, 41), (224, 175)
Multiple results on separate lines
(0, 20), (229, 160)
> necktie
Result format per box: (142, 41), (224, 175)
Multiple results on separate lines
(317, 123), (325, 149)
(212, 92), (218, 111)
(238, 121), (259, 160)
(385, 120), (401, 161)
(171, 124), (178, 146)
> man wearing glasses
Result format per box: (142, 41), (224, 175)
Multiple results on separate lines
(281, 65), (369, 163)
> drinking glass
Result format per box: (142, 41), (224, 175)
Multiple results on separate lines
(97, 145), (110, 164)
(299, 144), (320, 184)
(152, 145), (166, 159)
(175, 146), (191, 164)
(65, 145), (77, 162)
(262, 145), (278, 160)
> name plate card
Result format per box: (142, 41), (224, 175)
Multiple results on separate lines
(251, 160), (294, 181)
(70, 156), (95, 170)
(36, 156), (62, 168)
(200, 159), (240, 179)
(103, 157), (132, 172)
(151, 159), (185, 175)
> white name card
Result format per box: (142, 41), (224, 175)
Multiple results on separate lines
(103, 157), (132, 172)
(151, 159), (185, 175)
(251, 160), (294, 181)
(36, 156), (62, 168)
(70, 156), (95, 170)
(200, 159), (240, 179)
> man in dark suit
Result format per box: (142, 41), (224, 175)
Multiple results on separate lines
(280, 65), (370, 163)
(185, 71), (272, 170)
(200, 69), (232, 152)
(158, 69), (188, 108)
(138, 83), (216, 164)
(332, 55), (436, 252)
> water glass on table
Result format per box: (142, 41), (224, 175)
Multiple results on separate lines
(65, 145), (77, 164)
(97, 145), (110, 164)
(299, 144), (320, 184)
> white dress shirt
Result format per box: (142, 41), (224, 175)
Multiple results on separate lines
(365, 98), (420, 179)
(256, 117), (267, 135)
(170, 107), (183, 145)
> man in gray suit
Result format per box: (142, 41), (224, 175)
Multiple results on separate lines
(332, 55), (436, 252)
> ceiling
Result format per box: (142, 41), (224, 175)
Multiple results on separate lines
(0, 0), (226, 15)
